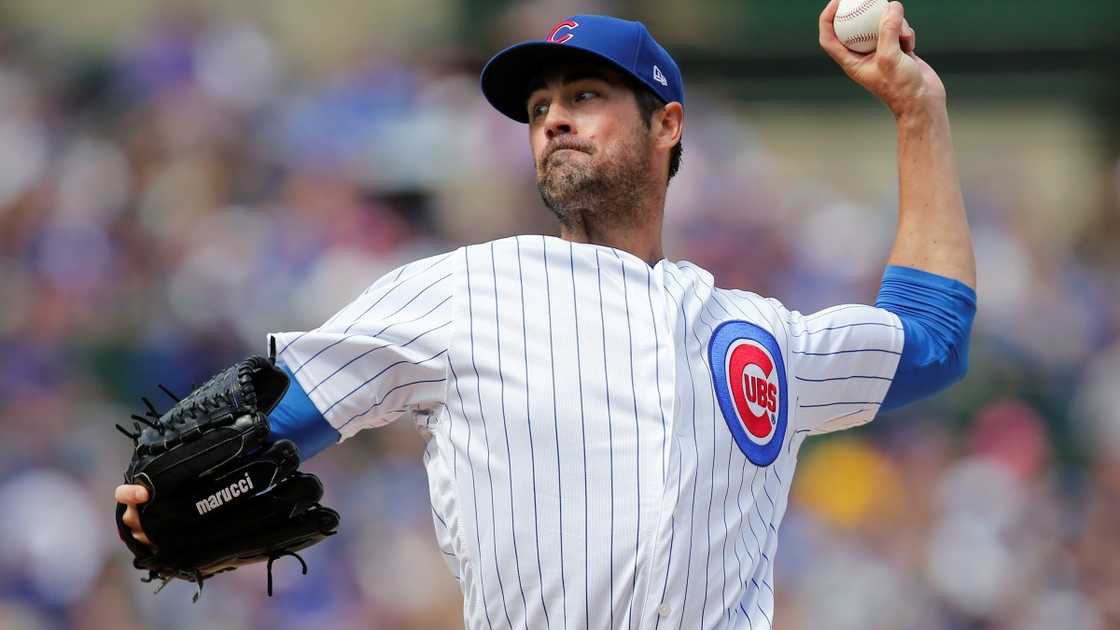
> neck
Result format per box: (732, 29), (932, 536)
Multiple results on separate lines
(558, 203), (665, 265)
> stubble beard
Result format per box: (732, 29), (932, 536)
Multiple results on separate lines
(536, 133), (652, 232)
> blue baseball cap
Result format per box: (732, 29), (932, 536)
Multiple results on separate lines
(480, 14), (684, 123)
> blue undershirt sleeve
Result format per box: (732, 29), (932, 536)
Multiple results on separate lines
(875, 265), (977, 412)
(267, 363), (340, 460)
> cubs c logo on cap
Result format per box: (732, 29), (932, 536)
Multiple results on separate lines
(709, 320), (788, 467)
(547, 19), (579, 44)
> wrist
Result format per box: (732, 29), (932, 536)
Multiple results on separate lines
(894, 101), (949, 132)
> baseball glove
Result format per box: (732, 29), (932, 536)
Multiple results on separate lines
(114, 355), (340, 601)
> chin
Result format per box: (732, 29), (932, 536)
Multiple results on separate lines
(541, 170), (588, 200)
(539, 157), (577, 181)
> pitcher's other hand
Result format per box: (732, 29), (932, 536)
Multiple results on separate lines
(115, 484), (153, 547)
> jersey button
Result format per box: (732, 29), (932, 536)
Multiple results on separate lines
(657, 604), (672, 617)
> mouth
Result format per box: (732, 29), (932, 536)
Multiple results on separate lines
(545, 147), (589, 164)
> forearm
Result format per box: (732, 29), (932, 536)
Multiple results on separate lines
(887, 106), (976, 289)
(269, 362), (339, 459)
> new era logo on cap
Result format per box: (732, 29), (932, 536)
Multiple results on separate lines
(480, 14), (685, 123)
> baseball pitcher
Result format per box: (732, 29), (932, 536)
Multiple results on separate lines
(115, 2), (976, 627)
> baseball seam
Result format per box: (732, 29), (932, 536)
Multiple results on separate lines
(835, 0), (880, 22)
(843, 32), (878, 44)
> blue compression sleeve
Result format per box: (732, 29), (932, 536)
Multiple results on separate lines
(267, 364), (340, 459)
(875, 265), (977, 412)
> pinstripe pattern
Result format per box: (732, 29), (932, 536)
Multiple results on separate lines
(594, 251), (617, 629)
(612, 250), (643, 630)
(568, 242), (591, 630)
(268, 236), (905, 629)
(516, 239), (552, 629)
(541, 237), (569, 628)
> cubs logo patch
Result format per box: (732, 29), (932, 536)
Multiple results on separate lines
(708, 320), (788, 467)
(547, 19), (579, 44)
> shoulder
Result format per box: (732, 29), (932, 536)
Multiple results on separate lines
(671, 259), (794, 322)
(461, 235), (637, 275)
(373, 248), (462, 286)
(459, 235), (561, 260)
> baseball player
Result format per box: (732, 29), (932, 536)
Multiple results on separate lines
(117, 2), (977, 627)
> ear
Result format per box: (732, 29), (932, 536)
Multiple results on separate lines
(652, 102), (683, 152)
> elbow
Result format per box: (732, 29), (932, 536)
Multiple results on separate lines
(949, 342), (970, 386)
(881, 318), (973, 412)
(875, 266), (977, 411)
(915, 322), (973, 396)
(936, 336), (972, 390)
(940, 332), (971, 389)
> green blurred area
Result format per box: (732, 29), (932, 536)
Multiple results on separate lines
(5, 0), (1114, 113)
(6, 0), (1117, 59)
(461, 0), (1120, 53)
(652, 0), (1119, 53)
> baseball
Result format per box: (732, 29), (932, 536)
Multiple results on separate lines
(834, 0), (887, 53)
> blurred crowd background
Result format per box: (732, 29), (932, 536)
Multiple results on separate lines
(1, 0), (1117, 628)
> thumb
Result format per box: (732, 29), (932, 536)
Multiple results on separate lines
(876, 2), (904, 58)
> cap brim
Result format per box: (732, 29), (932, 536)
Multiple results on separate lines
(480, 41), (632, 123)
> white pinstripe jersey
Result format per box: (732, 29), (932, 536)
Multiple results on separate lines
(270, 235), (904, 629)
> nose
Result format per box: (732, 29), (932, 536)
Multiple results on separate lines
(543, 103), (573, 140)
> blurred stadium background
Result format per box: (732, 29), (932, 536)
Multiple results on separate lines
(1, 0), (1117, 628)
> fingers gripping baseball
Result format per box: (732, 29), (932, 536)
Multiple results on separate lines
(902, 21), (916, 55)
(818, 0), (854, 65)
(875, 2), (903, 59)
(875, 4), (917, 63)
(819, 0), (942, 118)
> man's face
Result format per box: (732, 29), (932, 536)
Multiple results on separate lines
(526, 64), (654, 226)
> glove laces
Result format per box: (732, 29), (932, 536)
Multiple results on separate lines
(266, 550), (309, 596)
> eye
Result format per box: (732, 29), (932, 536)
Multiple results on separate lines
(529, 102), (549, 120)
(574, 90), (598, 102)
